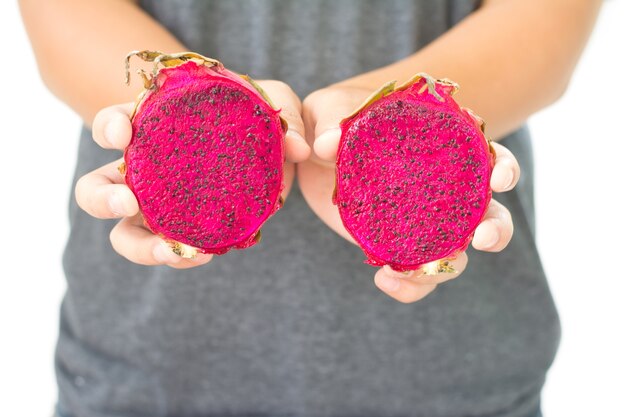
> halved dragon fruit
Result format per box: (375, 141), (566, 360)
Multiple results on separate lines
(334, 74), (495, 273)
(121, 51), (286, 258)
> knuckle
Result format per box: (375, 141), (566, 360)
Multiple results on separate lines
(75, 175), (97, 213)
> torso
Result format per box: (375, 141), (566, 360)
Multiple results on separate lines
(56, 2), (560, 416)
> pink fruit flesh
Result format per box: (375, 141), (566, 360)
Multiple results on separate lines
(335, 78), (494, 271)
(125, 61), (284, 255)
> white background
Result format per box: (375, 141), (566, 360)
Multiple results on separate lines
(1, 1), (624, 416)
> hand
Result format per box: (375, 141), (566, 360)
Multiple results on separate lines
(299, 84), (520, 303)
(75, 80), (309, 267)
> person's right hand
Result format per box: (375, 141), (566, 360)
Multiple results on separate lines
(299, 83), (520, 303)
(75, 80), (309, 268)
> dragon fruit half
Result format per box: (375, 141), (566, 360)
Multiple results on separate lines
(334, 74), (495, 274)
(121, 51), (286, 258)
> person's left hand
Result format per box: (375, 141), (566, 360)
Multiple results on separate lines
(297, 84), (520, 303)
(76, 80), (309, 268)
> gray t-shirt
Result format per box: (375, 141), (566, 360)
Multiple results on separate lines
(56, 1), (560, 416)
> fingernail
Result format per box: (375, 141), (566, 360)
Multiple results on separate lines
(108, 192), (125, 216)
(104, 115), (125, 148)
(484, 229), (500, 249)
(153, 242), (181, 264)
(286, 129), (306, 143)
(378, 273), (401, 292)
(502, 169), (515, 191)
(317, 128), (341, 144)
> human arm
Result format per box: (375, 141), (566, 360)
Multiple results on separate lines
(310, 0), (603, 143)
(18, 0), (188, 125)
(20, 0), (309, 266)
(298, 0), (602, 302)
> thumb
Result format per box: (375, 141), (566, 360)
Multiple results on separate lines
(256, 80), (310, 163)
(304, 87), (372, 163)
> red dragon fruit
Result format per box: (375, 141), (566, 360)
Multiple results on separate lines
(121, 51), (286, 258)
(334, 74), (495, 274)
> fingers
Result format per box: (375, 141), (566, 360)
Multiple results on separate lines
(257, 80), (310, 163)
(374, 253), (468, 303)
(110, 216), (213, 268)
(78, 159), (213, 269)
(490, 141), (520, 192)
(313, 128), (342, 163)
(476, 143), (517, 251)
(75, 159), (139, 219)
(92, 103), (135, 150)
(472, 199), (514, 252)
(303, 87), (373, 163)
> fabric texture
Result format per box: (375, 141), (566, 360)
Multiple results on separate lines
(56, 1), (560, 416)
